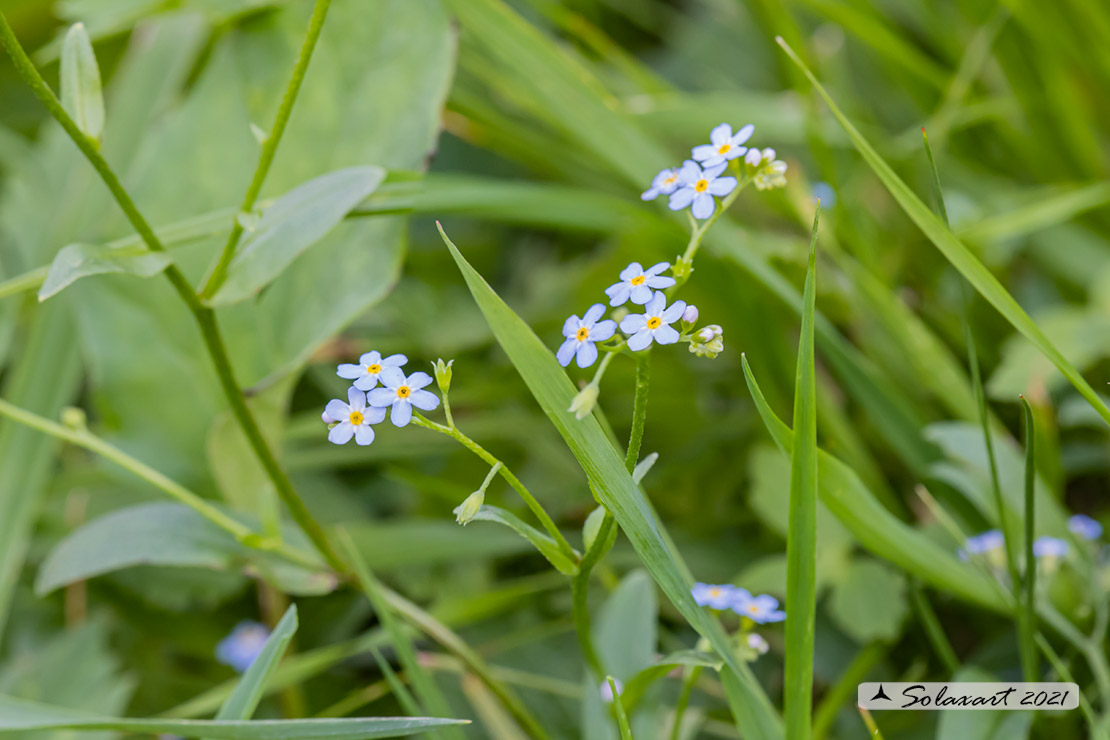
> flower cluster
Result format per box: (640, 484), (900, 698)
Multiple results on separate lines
(691, 582), (786, 624)
(323, 352), (440, 445)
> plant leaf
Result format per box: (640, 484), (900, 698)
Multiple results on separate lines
(438, 224), (783, 740)
(215, 605), (298, 722)
(209, 166), (385, 306)
(60, 23), (104, 141)
(38, 243), (171, 301)
(469, 505), (580, 575)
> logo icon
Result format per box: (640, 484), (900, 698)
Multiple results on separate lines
(870, 684), (892, 702)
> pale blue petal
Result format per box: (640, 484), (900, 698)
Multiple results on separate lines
(619, 262), (643, 281)
(699, 154), (726, 168)
(557, 338), (578, 366)
(328, 422), (355, 445)
(691, 192), (714, 219)
(644, 262), (670, 276)
(703, 162), (728, 180)
(407, 371), (433, 390)
(347, 387), (366, 409)
(726, 146), (746, 160)
(352, 374), (378, 391)
(379, 365), (405, 389)
(575, 341), (599, 368)
(364, 405), (387, 424)
(661, 299), (687, 323)
(367, 388), (396, 407)
(358, 351), (381, 366)
(390, 400), (412, 427)
(353, 425), (375, 446)
(583, 303), (606, 325)
(409, 389), (439, 411)
(653, 324), (680, 345)
(731, 123), (754, 146)
(590, 320), (616, 342)
(382, 353), (407, 367)
(627, 330), (654, 351)
(677, 160), (701, 184)
(691, 144), (717, 161)
(564, 313), (583, 337)
(645, 275), (676, 290)
(337, 363), (363, 379)
(708, 176), (737, 196)
(605, 283), (631, 306)
(710, 122), (732, 146)
(629, 284), (654, 304)
(641, 187), (660, 201)
(324, 399), (349, 421)
(645, 291), (666, 314)
(668, 187), (695, 211)
(620, 314), (647, 333)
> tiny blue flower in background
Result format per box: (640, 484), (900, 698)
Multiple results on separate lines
(668, 160), (737, 219)
(641, 168), (681, 201)
(324, 387), (386, 446)
(733, 592), (786, 624)
(746, 633), (770, 655)
(368, 367), (439, 427)
(1033, 536), (1069, 559)
(599, 678), (623, 703)
(812, 181), (836, 208)
(620, 291), (686, 351)
(1069, 514), (1103, 541)
(557, 304), (616, 368)
(216, 621), (270, 673)
(691, 122), (754, 167)
(692, 582), (742, 610)
(337, 351), (407, 391)
(605, 262), (675, 306)
(959, 529), (1005, 561)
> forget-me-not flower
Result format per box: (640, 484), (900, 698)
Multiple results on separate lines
(746, 633), (770, 655)
(337, 351), (407, 391)
(1033, 536), (1069, 559)
(216, 621), (270, 673)
(619, 291), (686, 351)
(668, 160), (737, 219)
(692, 582), (742, 610)
(692, 123), (754, 167)
(368, 367), (439, 427)
(324, 387), (386, 446)
(605, 262), (675, 306)
(1069, 514), (1103, 541)
(641, 168), (681, 201)
(732, 592), (786, 624)
(557, 304), (617, 369)
(959, 529), (1005, 562)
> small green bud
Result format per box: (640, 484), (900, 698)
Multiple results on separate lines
(434, 358), (454, 394)
(567, 382), (600, 420)
(689, 324), (724, 358)
(672, 256), (694, 280)
(236, 210), (261, 232)
(583, 506), (607, 551)
(453, 489), (485, 525)
(250, 122), (269, 145)
(61, 406), (87, 430)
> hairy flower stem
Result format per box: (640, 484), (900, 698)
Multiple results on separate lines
(199, 0), (333, 299)
(0, 11), (347, 576)
(411, 413), (577, 562)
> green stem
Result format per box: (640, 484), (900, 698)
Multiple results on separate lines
(670, 176), (751, 291)
(1036, 634), (1106, 739)
(1040, 605), (1110, 710)
(198, 0), (333, 299)
(907, 581), (959, 676)
(669, 665), (702, 740)
(0, 11), (347, 575)
(812, 643), (884, 740)
(410, 412), (576, 562)
(1019, 396), (1039, 682)
(625, 356), (651, 471)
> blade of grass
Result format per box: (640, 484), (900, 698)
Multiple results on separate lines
(785, 207), (820, 740)
(607, 677), (633, 740)
(438, 223), (783, 740)
(1019, 397), (1039, 682)
(811, 643), (883, 740)
(369, 648), (422, 718)
(215, 606), (298, 722)
(777, 37), (1110, 429)
(907, 581), (959, 677)
(857, 707), (885, 740)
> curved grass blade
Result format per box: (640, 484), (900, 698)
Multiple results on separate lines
(214, 605), (298, 723)
(438, 223), (783, 740)
(469, 505), (579, 575)
(785, 207), (819, 740)
(607, 677), (633, 740)
(741, 356), (1008, 613)
(1019, 397), (1039, 682)
(776, 37), (1110, 429)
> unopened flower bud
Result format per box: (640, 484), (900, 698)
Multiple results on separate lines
(682, 304), (699, 324)
(599, 677), (623, 703)
(697, 324), (723, 342)
(583, 506), (607, 551)
(690, 324), (724, 358)
(747, 633), (769, 655)
(568, 383), (600, 420)
(453, 489), (485, 526)
(61, 406), (87, 430)
(434, 358), (454, 394)
(321, 410), (337, 425)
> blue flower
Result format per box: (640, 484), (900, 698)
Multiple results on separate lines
(692, 582), (743, 610)
(604, 262), (675, 306)
(324, 387), (386, 446)
(746, 633), (770, 655)
(1068, 514), (1103, 541)
(337, 351), (407, 391)
(216, 621), (270, 673)
(367, 367), (439, 427)
(668, 160), (737, 219)
(959, 529), (1004, 561)
(619, 291), (686, 351)
(641, 168), (681, 201)
(732, 592), (786, 624)
(1033, 536), (1069, 559)
(557, 304), (616, 368)
(691, 122), (754, 167)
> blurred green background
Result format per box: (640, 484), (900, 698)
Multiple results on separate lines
(1, 0), (1108, 738)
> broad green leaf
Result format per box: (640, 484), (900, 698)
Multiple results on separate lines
(777, 38), (1110, 429)
(0, 695), (465, 739)
(60, 23), (104, 141)
(35, 502), (334, 597)
(784, 210), (819, 740)
(38, 243), (170, 301)
(209, 167), (385, 306)
(439, 226), (783, 740)
(741, 356), (1009, 614)
(827, 560), (908, 643)
(469, 505), (580, 576)
(215, 605), (298, 722)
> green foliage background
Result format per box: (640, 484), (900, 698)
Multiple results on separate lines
(0, 0), (1108, 738)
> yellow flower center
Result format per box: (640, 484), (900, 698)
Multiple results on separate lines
(664, 175), (677, 184)
(718, 143), (731, 154)
(646, 316), (662, 330)
(709, 587), (721, 598)
(630, 275), (646, 286)
(396, 385), (411, 399)
(366, 363), (381, 374)
(748, 604), (759, 615)
(575, 327), (590, 341)
(694, 179), (709, 193)
(348, 411), (364, 426)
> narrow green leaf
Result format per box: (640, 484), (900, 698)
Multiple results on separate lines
(0, 695), (465, 738)
(59, 23), (104, 141)
(215, 605), (298, 722)
(1019, 396), (1039, 683)
(777, 37), (1110, 429)
(619, 651), (721, 711)
(370, 648), (423, 717)
(438, 224), (783, 740)
(468, 505), (579, 575)
(607, 677), (634, 740)
(38, 243), (171, 301)
(741, 356), (1008, 613)
(209, 167), (385, 306)
(785, 207), (819, 740)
